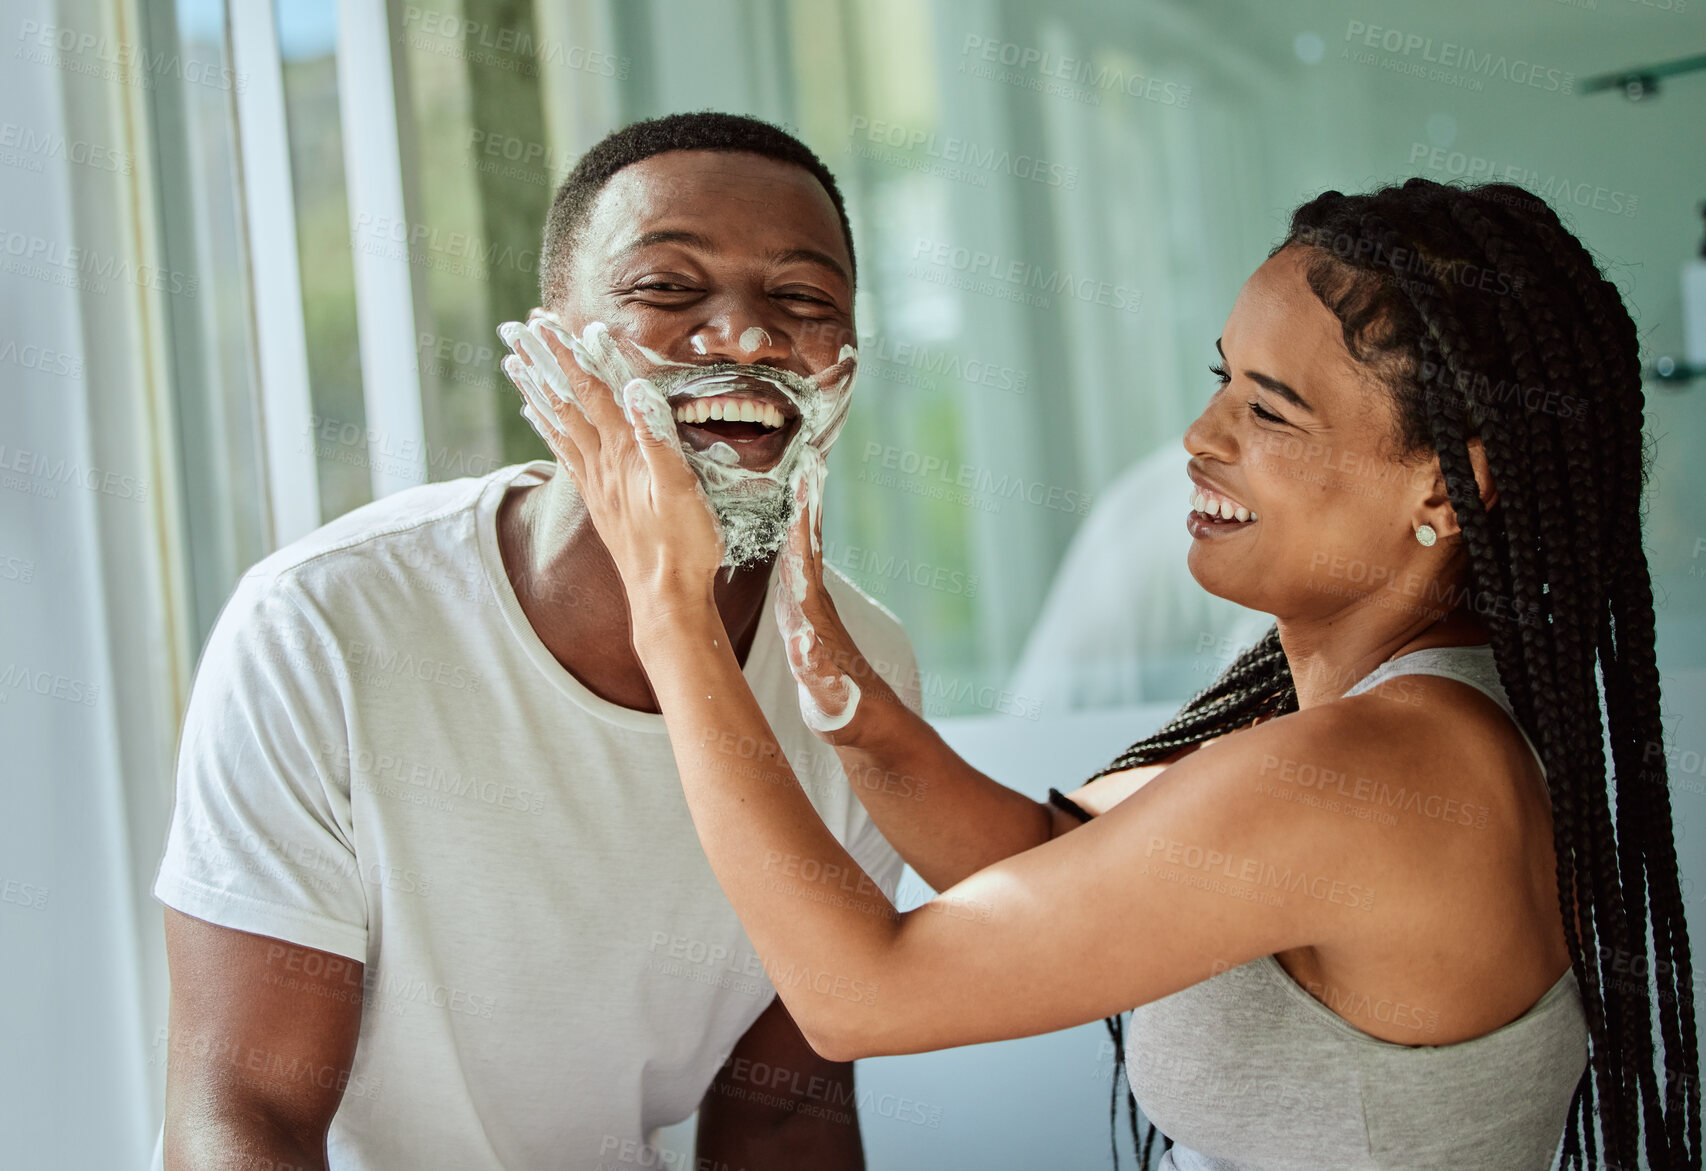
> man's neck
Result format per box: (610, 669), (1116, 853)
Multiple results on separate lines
(496, 463), (774, 713)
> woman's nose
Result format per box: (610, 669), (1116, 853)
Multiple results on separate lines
(1183, 394), (1238, 462)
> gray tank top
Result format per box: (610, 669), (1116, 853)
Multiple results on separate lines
(1125, 645), (1588, 1170)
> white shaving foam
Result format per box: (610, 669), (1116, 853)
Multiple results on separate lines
(738, 326), (772, 354)
(774, 446), (860, 732)
(500, 315), (859, 570)
(622, 378), (678, 446)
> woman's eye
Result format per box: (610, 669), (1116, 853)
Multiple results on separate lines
(1211, 361), (1285, 424)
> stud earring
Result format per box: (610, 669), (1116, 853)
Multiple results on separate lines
(1415, 524), (1437, 547)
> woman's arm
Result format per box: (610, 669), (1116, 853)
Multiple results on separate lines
(824, 703), (1068, 891)
(810, 659), (1214, 887)
(774, 563), (1073, 889)
(498, 323), (1373, 1060)
(638, 591), (1364, 1059)
(772, 500), (1186, 889)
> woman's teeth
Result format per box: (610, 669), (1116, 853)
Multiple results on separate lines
(671, 395), (786, 429)
(1190, 486), (1257, 522)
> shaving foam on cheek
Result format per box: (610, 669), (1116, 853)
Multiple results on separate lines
(776, 447), (860, 734)
(738, 326), (771, 353)
(802, 343), (858, 457)
(548, 319), (637, 404)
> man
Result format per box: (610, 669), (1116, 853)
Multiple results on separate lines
(155, 112), (919, 1170)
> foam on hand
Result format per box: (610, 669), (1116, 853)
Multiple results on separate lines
(775, 446), (860, 734)
(505, 352), (569, 442)
(621, 377), (678, 447)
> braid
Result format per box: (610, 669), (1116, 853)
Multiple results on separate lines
(1090, 625), (1295, 1166)
(1089, 625), (1296, 780)
(1532, 206), (1702, 1157)
(1449, 198), (1648, 1152)
(1088, 177), (1698, 1169)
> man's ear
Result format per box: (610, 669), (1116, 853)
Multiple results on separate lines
(1414, 438), (1498, 541)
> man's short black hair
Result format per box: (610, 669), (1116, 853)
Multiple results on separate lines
(538, 111), (856, 306)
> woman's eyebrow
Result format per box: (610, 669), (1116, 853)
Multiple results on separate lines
(1216, 337), (1316, 413)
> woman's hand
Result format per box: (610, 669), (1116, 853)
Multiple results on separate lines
(774, 449), (898, 745)
(498, 313), (725, 620)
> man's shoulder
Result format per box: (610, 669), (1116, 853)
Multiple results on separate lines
(201, 465), (535, 658)
(241, 465), (533, 603)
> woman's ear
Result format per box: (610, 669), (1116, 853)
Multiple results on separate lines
(1465, 437), (1499, 513)
(1414, 439), (1498, 541)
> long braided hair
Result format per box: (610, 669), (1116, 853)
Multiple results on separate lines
(1094, 178), (1698, 1170)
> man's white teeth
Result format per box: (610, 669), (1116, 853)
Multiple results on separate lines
(671, 396), (785, 429)
(1189, 486), (1258, 522)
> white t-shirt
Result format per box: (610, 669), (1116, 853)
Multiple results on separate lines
(152, 461), (916, 1170)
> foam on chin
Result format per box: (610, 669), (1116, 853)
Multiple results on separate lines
(545, 318), (858, 569)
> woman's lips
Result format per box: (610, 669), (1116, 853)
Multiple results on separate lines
(1187, 478), (1257, 523)
(1186, 479), (1258, 538)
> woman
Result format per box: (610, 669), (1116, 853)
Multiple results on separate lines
(505, 179), (1697, 1170)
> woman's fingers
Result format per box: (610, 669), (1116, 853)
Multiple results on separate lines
(502, 313), (726, 581)
(619, 376), (723, 565)
(501, 315), (651, 483)
(529, 319), (633, 445)
(511, 319), (684, 502)
(790, 446), (830, 569)
(505, 354), (589, 483)
(774, 448), (867, 738)
(503, 320), (577, 404)
(620, 377), (705, 499)
(506, 355), (564, 435)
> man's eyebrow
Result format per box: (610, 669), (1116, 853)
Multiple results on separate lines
(616, 229), (715, 259)
(1215, 337), (1315, 413)
(769, 247), (850, 286)
(612, 234), (850, 286)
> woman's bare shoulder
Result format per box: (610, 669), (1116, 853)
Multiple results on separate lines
(1062, 716), (1275, 816)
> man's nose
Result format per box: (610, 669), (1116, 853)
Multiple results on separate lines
(688, 307), (792, 365)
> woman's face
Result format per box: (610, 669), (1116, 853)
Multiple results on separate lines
(1182, 246), (1447, 621)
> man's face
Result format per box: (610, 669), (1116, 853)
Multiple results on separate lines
(551, 151), (858, 567)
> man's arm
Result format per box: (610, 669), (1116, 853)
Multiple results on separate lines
(162, 909), (364, 1170)
(697, 996), (864, 1171)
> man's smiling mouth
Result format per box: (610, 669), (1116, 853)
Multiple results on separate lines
(667, 375), (802, 472)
